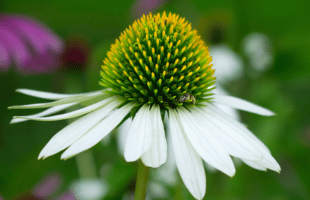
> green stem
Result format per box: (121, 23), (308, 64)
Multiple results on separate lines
(65, 72), (97, 179)
(135, 160), (150, 200)
(75, 150), (97, 179)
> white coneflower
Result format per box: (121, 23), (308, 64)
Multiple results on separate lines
(9, 12), (280, 200)
(243, 32), (273, 74)
(209, 44), (243, 84)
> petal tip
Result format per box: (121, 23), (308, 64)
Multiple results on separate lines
(60, 153), (68, 160)
(124, 156), (135, 162)
(61, 152), (75, 160)
(226, 168), (236, 177)
(38, 152), (44, 160)
(265, 110), (276, 116)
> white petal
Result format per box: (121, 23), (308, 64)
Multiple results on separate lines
(10, 103), (77, 124)
(117, 118), (132, 155)
(205, 104), (270, 152)
(191, 106), (263, 161)
(14, 98), (116, 121)
(168, 109), (206, 200)
(61, 103), (134, 159)
(124, 105), (152, 162)
(154, 122), (178, 186)
(9, 91), (106, 109)
(241, 159), (267, 171)
(206, 104), (281, 172)
(213, 102), (240, 121)
(212, 85), (240, 121)
(177, 107), (236, 177)
(213, 95), (275, 116)
(213, 85), (229, 96)
(141, 105), (167, 168)
(38, 100), (122, 159)
(16, 88), (105, 100)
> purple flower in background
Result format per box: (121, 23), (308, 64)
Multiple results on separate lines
(131, 0), (167, 19)
(0, 14), (63, 74)
(0, 173), (76, 200)
(32, 173), (62, 199)
(32, 173), (76, 200)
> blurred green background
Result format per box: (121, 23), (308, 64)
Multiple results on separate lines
(1, 0), (310, 199)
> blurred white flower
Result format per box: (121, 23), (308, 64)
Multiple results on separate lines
(243, 33), (273, 73)
(209, 44), (243, 84)
(70, 179), (107, 200)
(146, 181), (170, 200)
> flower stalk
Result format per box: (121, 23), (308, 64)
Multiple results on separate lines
(135, 160), (150, 200)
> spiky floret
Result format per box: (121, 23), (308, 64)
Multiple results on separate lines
(100, 12), (215, 109)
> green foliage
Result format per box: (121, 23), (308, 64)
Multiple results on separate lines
(1, 0), (310, 199)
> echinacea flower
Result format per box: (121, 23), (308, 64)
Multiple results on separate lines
(9, 12), (280, 199)
(0, 14), (63, 73)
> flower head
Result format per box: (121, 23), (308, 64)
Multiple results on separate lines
(9, 12), (280, 199)
(101, 12), (214, 109)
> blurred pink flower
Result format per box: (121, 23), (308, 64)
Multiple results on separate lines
(131, 0), (167, 19)
(0, 14), (63, 74)
(32, 173), (62, 199)
(1, 173), (76, 200)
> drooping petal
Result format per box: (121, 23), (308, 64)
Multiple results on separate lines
(61, 103), (134, 159)
(212, 85), (240, 120)
(124, 105), (153, 162)
(241, 159), (267, 171)
(14, 97), (115, 121)
(177, 107), (236, 177)
(8, 91), (107, 109)
(191, 106), (263, 161)
(15, 89), (105, 100)
(10, 103), (77, 124)
(213, 95), (275, 116)
(38, 100), (122, 159)
(206, 104), (270, 152)
(141, 105), (167, 168)
(117, 118), (132, 155)
(154, 121), (178, 186)
(169, 109), (206, 200)
(206, 104), (281, 172)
